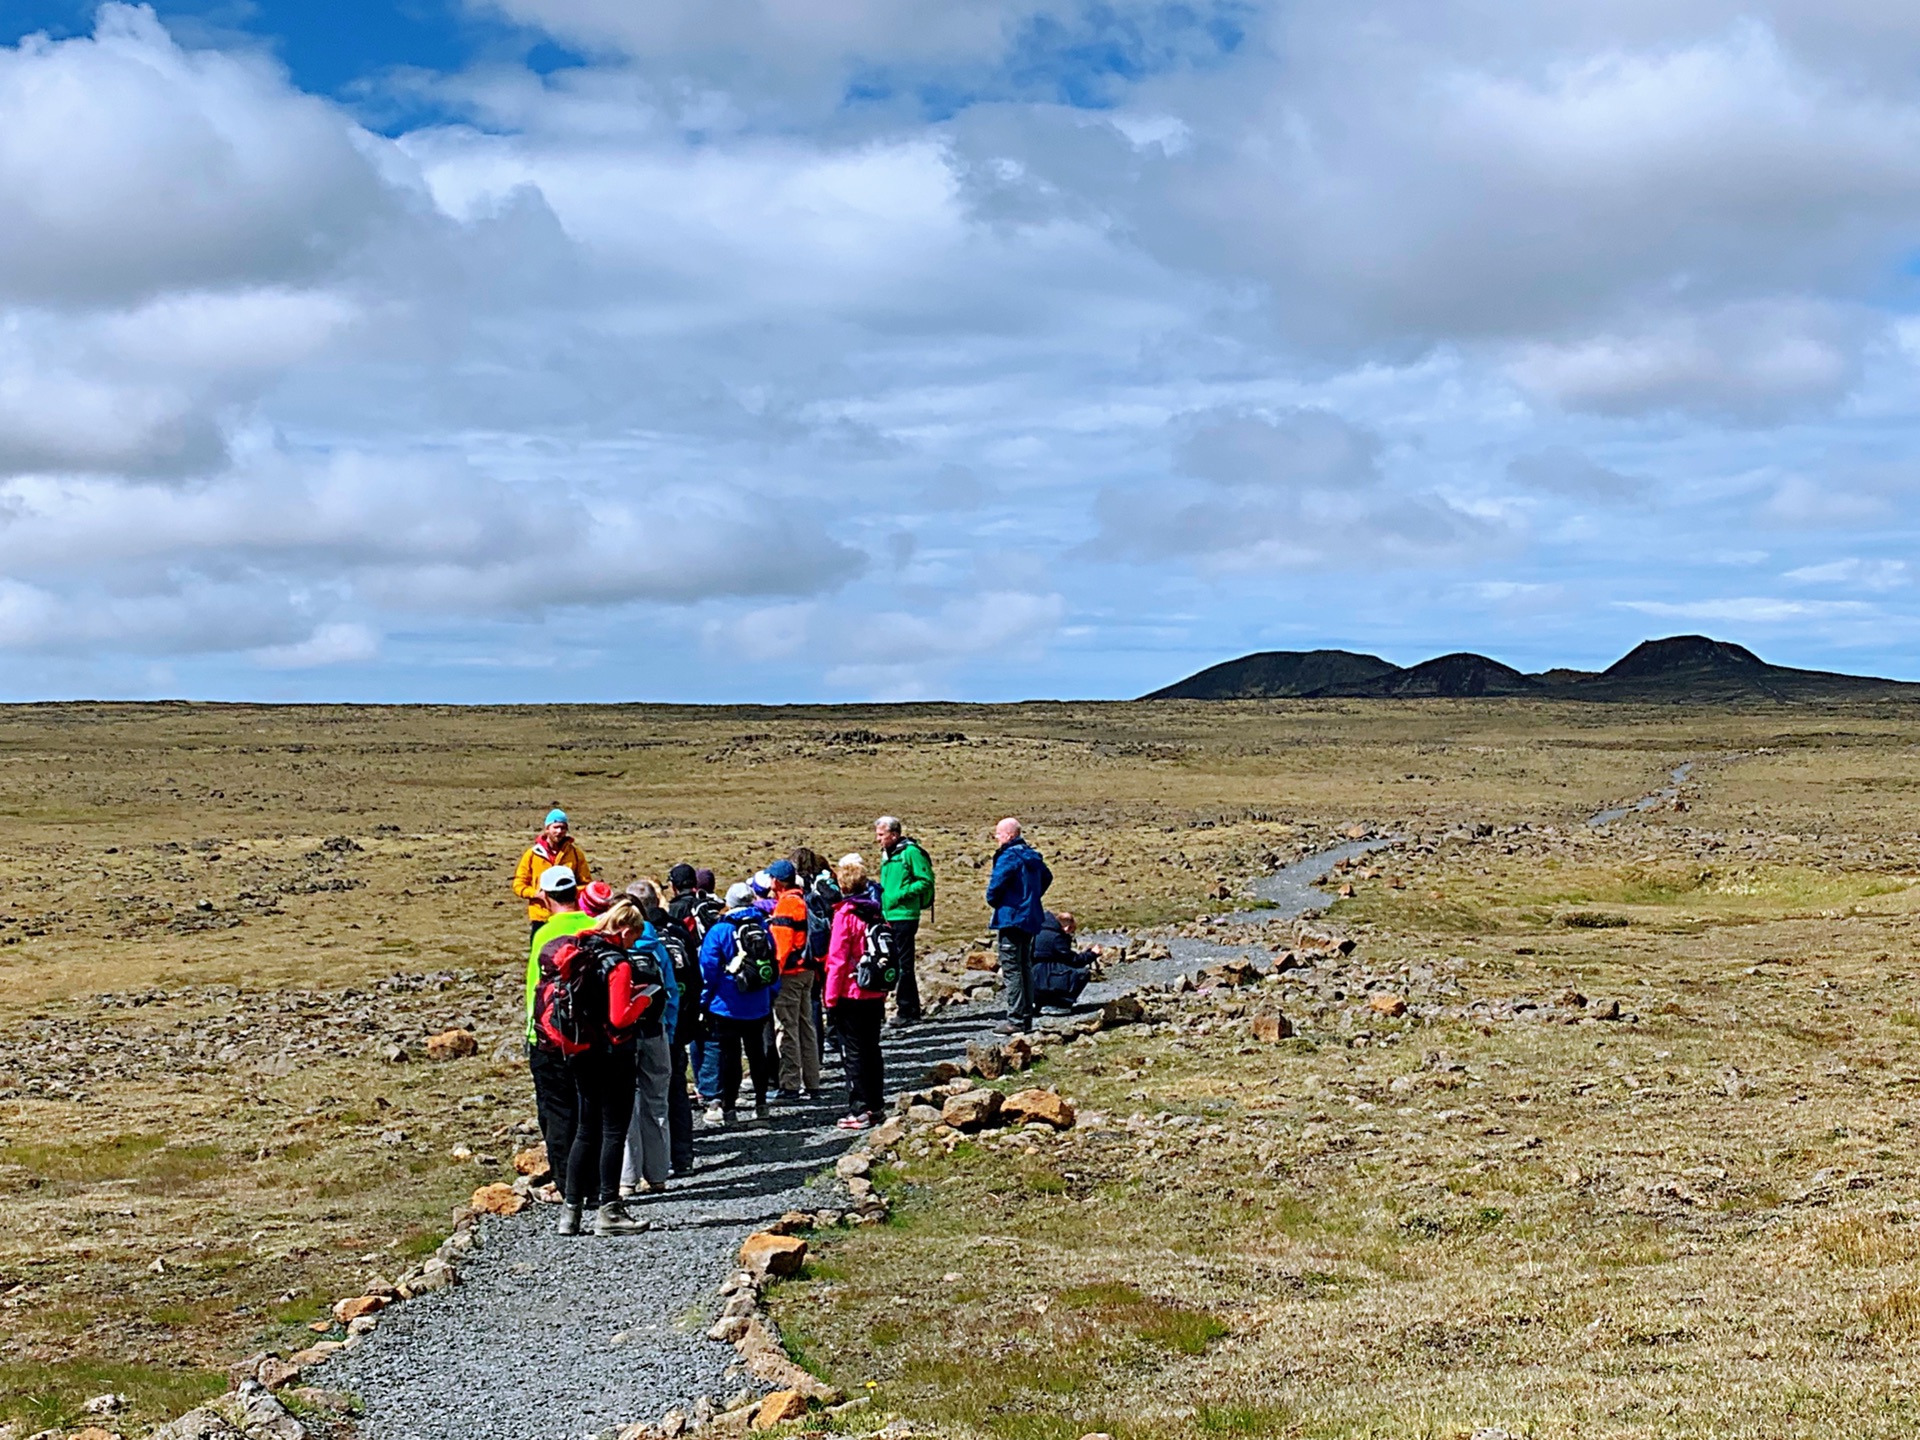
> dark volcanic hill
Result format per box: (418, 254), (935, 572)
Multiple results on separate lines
(1144, 634), (1917, 702)
(1144, 649), (1398, 700)
(1341, 653), (1541, 698)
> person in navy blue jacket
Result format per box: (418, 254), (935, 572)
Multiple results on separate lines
(985, 817), (1052, 1034)
(698, 882), (780, 1127)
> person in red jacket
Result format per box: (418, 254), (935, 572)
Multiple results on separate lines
(536, 898), (660, 1237)
(824, 854), (889, 1130)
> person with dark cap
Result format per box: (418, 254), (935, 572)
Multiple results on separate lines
(513, 808), (591, 943)
(666, 863), (724, 1110)
(627, 879), (700, 1174)
(766, 859), (820, 1100)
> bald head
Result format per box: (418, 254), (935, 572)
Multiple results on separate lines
(994, 817), (1022, 846)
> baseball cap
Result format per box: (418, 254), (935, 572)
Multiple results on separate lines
(766, 859), (797, 884)
(545, 808), (568, 826)
(538, 864), (578, 895)
(724, 881), (755, 908)
(580, 880), (614, 916)
(668, 863), (697, 892)
(750, 870), (773, 896)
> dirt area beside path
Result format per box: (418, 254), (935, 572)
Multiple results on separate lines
(6, 698), (1920, 1435)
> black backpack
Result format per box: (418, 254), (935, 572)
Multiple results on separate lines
(725, 914), (779, 992)
(805, 875), (840, 961)
(687, 893), (724, 940)
(856, 917), (899, 992)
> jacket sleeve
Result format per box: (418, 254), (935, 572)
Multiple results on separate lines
(607, 963), (654, 1028)
(824, 909), (860, 1005)
(903, 845), (936, 909)
(699, 925), (730, 986)
(513, 849), (543, 902)
(985, 849), (1010, 907)
(567, 842), (591, 884)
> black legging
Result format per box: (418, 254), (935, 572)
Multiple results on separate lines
(565, 1043), (636, 1207)
(710, 1014), (775, 1110)
(834, 998), (885, 1119)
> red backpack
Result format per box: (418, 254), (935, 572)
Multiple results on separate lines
(534, 932), (610, 1055)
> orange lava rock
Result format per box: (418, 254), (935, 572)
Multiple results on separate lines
(738, 1232), (808, 1280)
(470, 1182), (527, 1216)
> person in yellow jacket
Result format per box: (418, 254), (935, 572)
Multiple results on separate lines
(514, 809), (592, 940)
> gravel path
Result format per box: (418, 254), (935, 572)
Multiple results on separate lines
(322, 846), (1359, 1440)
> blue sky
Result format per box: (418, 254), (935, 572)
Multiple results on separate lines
(2, 2), (1920, 701)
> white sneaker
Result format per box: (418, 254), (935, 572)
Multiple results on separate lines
(702, 1104), (726, 1127)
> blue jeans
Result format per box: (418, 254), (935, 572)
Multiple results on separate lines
(690, 1036), (723, 1101)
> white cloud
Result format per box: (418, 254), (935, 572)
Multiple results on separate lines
(254, 622), (381, 669)
(1785, 558), (1911, 590)
(1618, 596), (1876, 623)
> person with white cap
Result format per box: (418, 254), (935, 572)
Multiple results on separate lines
(523, 864), (594, 1196)
(696, 881), (781, 1127)
(513, 808), (592, 943)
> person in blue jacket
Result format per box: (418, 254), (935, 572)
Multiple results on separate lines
(698, 881), (779, 1127)
(986, 817), (1052, 1034)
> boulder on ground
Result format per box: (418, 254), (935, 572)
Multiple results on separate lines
(1099, 995), (1146, 1029)
(738, 1232), (808, 1280)
(752, 1392), (809, 1429)
(1002, 1089), (1075, 1129)
(963, 950), (997, 971)
(1251, 1013), (1294, 1043)
(941, 1088), (1005, 1132)
(471, 1182), (526, 1216)
(868, 1116), (908, 1149)
(330, 1295), (385, 1325)
(1368, 994), (1407, 1018)
(1001, 1035), (1034, 1070)
(152, 1409), (244, 1440)
(512, 1144), (550, 1177)
(965, 1041), (1006, 1080)
(425, 1028), (479, 1061)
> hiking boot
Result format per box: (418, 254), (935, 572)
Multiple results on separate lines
(556, 1202), (584, 1236)
(594, 1201), (650, 1236)
(889, 1013), (920, 1029)
(773, 1088), (803, 1103)
(702, 1104), (727, 1127)
(993, 1020), (1030, 1036)
(722, 1108), (740, 1128)
(752, 1100), (772, 1125)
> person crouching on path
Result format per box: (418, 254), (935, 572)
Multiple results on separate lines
(513, 809), (591, 944)
(525, 865), (594, 1187)
(536, 898), (661, 1237)
(876, 815), (935, 1027)
(986, 817), (1052, 1035)
(824, 854), (889, 1130)
(698, 882), (779, 1127)
(766, 859), (821, 1102)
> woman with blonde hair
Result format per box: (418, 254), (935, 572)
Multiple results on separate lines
(823, 853), (890, 1130)
(535, 897), (662, 1236)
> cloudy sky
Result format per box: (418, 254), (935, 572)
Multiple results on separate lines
(3, 0), (1919, 701)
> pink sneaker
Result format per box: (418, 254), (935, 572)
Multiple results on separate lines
(835, 1112), (871, 1131)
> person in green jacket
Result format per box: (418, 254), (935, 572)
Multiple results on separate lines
(522, 865), (596, 1194)
(875, 815), (936, 1025)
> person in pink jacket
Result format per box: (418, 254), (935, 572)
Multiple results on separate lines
(824, 854), (889, 1130)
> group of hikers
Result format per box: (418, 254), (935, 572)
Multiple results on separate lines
(512, 809), (1094, 1237)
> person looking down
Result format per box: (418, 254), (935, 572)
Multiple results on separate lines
(513, 809), (591, 941)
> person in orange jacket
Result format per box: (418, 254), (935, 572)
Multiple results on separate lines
(513, 808), (592, 940)
(765, 859), (820, 1100)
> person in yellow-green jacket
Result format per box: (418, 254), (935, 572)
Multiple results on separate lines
(514, 808), (592, 941)
(524, 865), (596, 1190)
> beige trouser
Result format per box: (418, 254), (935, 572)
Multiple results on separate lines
(773, 968), (822, 1092)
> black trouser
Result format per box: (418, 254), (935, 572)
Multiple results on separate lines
(711, 1014), (775, 1111)
(888, 917), (921, 1019)
(565, 1043), (636, 1207)
(667, 1040), (694, 1171)
(528, 1044), (577, 1184)
(833, 997), (886, 1119)
(529, 920), (543, 945)
(998, 927), (1036, 1029)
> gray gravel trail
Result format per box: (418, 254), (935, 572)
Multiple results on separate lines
(322, 844), (1364, 1440)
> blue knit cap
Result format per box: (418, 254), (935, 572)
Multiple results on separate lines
(545, 808), (568, 826)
